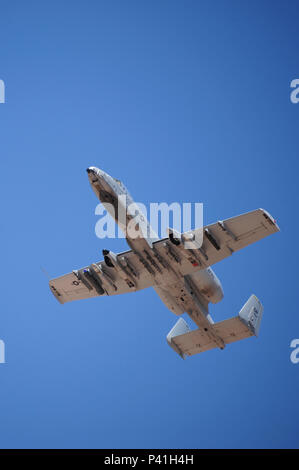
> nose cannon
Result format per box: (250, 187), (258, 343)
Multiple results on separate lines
(86, 166), (98, 175)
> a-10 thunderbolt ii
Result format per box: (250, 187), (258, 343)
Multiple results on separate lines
(49, 167), (279, 359)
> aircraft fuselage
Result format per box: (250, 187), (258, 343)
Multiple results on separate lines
(86, 166), (224, 318)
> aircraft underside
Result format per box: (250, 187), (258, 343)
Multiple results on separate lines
(49, 167), (279, 358)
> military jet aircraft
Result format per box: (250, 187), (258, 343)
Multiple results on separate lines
(49, 167), (279, 358)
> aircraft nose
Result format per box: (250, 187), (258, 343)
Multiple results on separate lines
(86, 166), (97, 175)
(86, 166), (109, 181)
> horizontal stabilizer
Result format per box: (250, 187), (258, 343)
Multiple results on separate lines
(167, 295), (263, 358)
(166, 318), (191, 359)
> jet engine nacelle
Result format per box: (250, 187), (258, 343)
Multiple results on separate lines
(188, 268), (224, 304)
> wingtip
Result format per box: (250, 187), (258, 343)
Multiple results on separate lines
(260, 208), (280, 232)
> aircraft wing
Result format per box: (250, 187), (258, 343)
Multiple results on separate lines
(154, 208), (279, 272)
(50, 208), (279, 304)
(49, 249), (154, 304)
(190, 208), (279, 267)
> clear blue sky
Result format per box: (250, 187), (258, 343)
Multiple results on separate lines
(0, 0), (298, 449)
